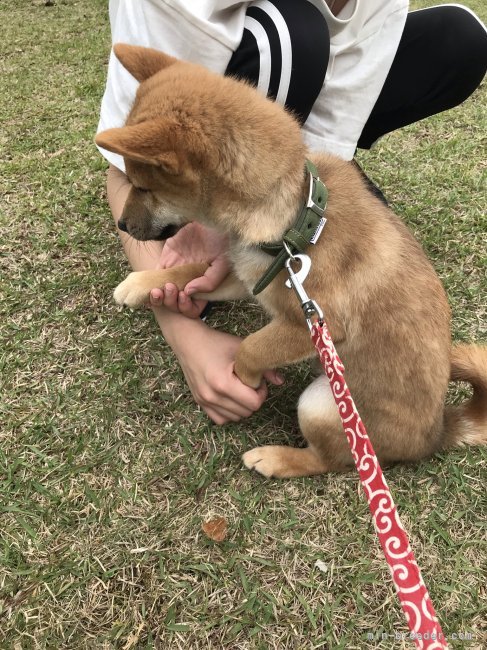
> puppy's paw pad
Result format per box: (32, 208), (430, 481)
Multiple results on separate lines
(242, 446), (281, 478)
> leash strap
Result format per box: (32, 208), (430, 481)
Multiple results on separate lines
(311, 320), (448, 649)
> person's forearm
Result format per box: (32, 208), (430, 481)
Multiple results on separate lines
(151, 301), (207, 350)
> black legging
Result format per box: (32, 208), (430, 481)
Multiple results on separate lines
(225, 2), (487, 148)
(226, 0), (329, 124)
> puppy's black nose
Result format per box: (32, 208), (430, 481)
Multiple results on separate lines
(118, 220), (128, 233)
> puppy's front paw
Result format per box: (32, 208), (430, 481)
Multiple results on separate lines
(234, 359), (263, 389)
(113, 272), (151, 308)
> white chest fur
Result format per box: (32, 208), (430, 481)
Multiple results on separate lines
(230, 243), (270, 291)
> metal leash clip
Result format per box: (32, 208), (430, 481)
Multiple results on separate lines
(283, 243), (324, 332)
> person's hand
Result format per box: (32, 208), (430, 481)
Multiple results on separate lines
(173, 322), (284, 424)
(149, 222), (231, 317)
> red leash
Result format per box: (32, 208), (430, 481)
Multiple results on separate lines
(311, 320), (448, 650)
(284, 252), (448, 649)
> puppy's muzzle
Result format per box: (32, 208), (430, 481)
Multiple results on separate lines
(153, 224), (181, 240)
(117, 219), (180, 241)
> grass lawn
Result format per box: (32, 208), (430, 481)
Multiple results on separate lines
(1, 0), (485, 648)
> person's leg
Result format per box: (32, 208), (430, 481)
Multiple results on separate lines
(225, 0), (330, 124)
(358, 5), (487, 149)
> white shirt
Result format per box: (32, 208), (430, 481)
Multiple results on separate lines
(97, 0), (409, 170)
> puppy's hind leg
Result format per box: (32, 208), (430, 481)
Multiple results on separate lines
(298, 374), (353, 472)
(242, 444), (328, 479)
(243, 375), (352, 478)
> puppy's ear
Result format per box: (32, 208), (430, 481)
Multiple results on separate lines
(96, 121), (181, 174)
(113, 43), (177, 82)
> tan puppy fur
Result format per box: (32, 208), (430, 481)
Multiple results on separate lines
(96, 45), (487, 478)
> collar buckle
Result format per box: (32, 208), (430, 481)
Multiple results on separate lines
(307, 172), (326, 218)
(306, 170), (327, 245)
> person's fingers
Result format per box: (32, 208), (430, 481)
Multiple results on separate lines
(149, 285), (206, 317)
(177, 291), (206, 318)
(198, 392), (253, 422)
(224, 377), (265, 414)
(185, 258), (229, 295)
(200, 391), (255, 421)
(162, 283), (179, 311)
(197, 376), (262, 420)
(254, 381), (269, 405)
(205, 372), (279, 423)
(262, 369), (285, 386)
(203, 405), (247, 424)
(149, 288), (164, 306)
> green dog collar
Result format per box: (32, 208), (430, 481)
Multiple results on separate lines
(252, 160), (328, 295)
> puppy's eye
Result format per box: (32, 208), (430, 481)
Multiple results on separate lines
(135, 187), (150, 193)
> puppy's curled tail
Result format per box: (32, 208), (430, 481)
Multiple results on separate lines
(442, 344), (487, 449)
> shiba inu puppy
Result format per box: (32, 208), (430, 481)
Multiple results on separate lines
(96, 44), (487, 478)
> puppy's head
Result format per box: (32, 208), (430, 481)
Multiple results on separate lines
(96, 44), (304, 241)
